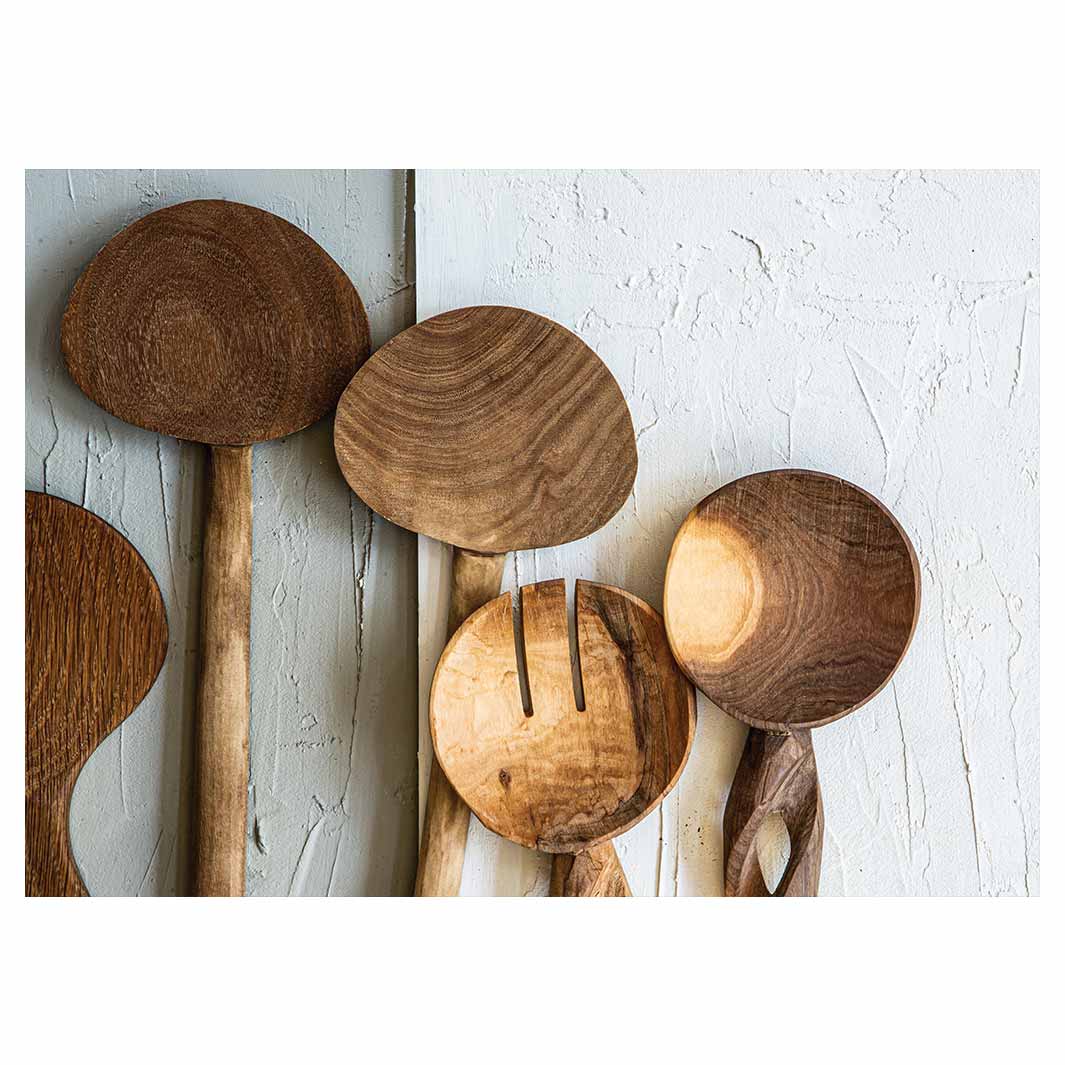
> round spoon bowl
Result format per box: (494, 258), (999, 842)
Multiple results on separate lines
(431, 579), (694, 853)
(333, 306), (636, 553)
(62, 199), (369, 446)
(664, 469), (920, 731)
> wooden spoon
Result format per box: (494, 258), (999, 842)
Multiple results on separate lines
(430, 579), (694, 895)
(334, 306), (636, 895)
(62, 200), (370, 895)
(663, 469), (920, 895)
(26, 492), (168, 896)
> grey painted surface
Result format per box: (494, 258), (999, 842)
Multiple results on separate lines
(25, 169), (417, 895)
(417, 169), (1039, 895)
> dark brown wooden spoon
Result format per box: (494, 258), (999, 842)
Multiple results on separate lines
(62, 200), (369, 895)
(26, 492), (168, 896)
(663, 469), (920, 895)
(430, 579), (694, 895)
(334, 306), (637, 895)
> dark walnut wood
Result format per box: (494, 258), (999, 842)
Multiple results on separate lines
(722, 729), (823, 897)
(26, 492), (168, 896)
(431, 579), (694, 896)
(62, 199), (370, 447)
(62, 199), (370, 896)
(333, 306), (637, 553)
(334, 305), (637, 896)
(664, 469), (920, 732)
(664, 469), (919, 896)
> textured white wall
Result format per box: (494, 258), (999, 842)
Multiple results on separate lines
(26, 169), (418, 895)
(416, 169), (1039, 896)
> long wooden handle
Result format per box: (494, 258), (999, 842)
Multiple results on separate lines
(415, 548), (506, 896)
(194, 444), (252, 896)
(25, 783), (85, 897)
(550, 843), (632, 896)
(723, 727), (824, 896)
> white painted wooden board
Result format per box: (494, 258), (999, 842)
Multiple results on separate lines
(26, 169), (417, 895)
(415, 169), (1039, 896)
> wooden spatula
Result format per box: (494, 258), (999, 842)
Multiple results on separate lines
(430, 579), (694, 895)
(663, 469), (920, 895)
(26, 492), (168, 896)
(334, 306), (636, 895)
(62, 200), (370, 895)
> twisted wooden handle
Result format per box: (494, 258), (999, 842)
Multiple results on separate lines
(415, 548), (506, 896)
(550, 843), (632, 896)
(723, 728), (824, 896)
(194, 445), (252, 896)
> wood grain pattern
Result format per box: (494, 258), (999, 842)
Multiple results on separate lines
(722, 729), (823, 896)
(62, 199), (370, 895)
(333, 306), (637, 553)
(26, 492), (168, 896)
(194, 446), (252, 896)
(62, 199), (370, 447)
(335, 305), (636, 895)
(549, 843), (632, 897)
(430, 579), (694, 895)
(665, 469), (919, 895)
(414, 548), (506, 896)
(664, 470), (920, 732)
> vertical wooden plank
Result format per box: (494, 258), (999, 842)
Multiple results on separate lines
(25, 169), (417, 895)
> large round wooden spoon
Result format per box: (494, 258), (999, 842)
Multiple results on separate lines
(26, 492), (168, 896)
(62, 200), (369, 895)
(663, 470), (919, 895)
(334, 306), (636, 895)
(431, 579), (694, 895)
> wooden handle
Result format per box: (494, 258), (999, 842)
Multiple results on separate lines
(415, 548), (506, 896)
(550, 843), (632, 896)
(723, 728), (824, 896)
(25, 786), (85, 897)
(194, 445), (252, 896)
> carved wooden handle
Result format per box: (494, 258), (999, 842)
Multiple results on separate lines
(550, 843), (632, 896)
(723, 728), (824, 896)
(415, 548), (506, 896)
(194, 445), (252, 896)
(25, 785), (85, 897)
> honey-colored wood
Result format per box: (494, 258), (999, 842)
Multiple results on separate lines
(335, 305), (637, 896)
(62, 199), (370, 447)
(664, 469), (919, 895)
(194, 446), (252, 896)
(333, 306), (636, 553)
(26, 492), (168, 896)
(430, 579), (694, 896)
(414, 548), (506, 897)
(62, 200), (370, 895)
(549, 843), (632, 898)
(722, 729), (823, 896)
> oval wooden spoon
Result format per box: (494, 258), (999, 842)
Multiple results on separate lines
(431, 579), (694, 895)
(334, 306), (636, 895)
(26, 492), (168, 895)
(663, 470), (919, 895)
(62, 200), (369, 895)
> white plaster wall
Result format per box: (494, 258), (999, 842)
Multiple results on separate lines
(416, 169), (1039, 896)
(26, 169), (418, 895)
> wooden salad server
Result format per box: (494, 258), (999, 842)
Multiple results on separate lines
(62, 200), (369, 895)
(664, 470), (919, 895)
(430, 579), (694, 896)
(26, 492), (168, 895)
(334, 306), (636, 895)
